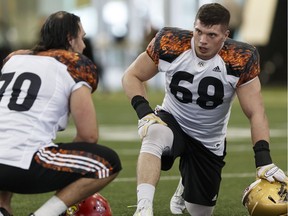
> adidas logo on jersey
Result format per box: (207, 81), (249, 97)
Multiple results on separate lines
(212, 66), (221, 72)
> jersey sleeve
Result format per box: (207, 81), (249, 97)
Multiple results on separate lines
(66, 53), (98, 92)
(146, 27), (193, 66)
(37, 50), (99, 92)
(220, 39), (260, 87)
(237, 47), (260, 86)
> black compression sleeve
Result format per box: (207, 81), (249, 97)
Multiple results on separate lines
(253, 140), (272, 167)
(131, 95), (154, 119)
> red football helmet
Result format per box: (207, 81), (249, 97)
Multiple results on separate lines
(65, 193), (112, 216)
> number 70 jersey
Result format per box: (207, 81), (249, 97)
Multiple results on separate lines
(0, 50), (98, 169)
(147, 27), (260, 156)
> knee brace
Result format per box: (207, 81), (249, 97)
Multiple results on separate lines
(140, 124), (173, 158)
(185, 202), (215, 216)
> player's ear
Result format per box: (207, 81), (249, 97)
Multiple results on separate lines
(224, 30), (230, 40)
(67, 34), (74, 51)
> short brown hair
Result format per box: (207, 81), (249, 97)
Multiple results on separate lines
(195, 3), (230, 29)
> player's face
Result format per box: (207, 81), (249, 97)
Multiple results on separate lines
(69, 22), (86, 54)
(193, 19), (229, 60)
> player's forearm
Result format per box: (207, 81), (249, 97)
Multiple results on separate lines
(73, 118), (99, 143)
(250, 113), (270, 145)
(249, 113), (273, 167)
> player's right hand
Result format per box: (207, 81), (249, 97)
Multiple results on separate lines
(138, 113), (167, 139)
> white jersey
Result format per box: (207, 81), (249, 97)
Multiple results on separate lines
(147, 27), (260, 156)
(0, 50), (98, 169)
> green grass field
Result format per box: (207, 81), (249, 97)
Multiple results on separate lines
(11, 87), (287, 216)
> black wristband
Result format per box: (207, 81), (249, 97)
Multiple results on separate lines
(131, 95), (154, 119)
(253, 140), (272, 167)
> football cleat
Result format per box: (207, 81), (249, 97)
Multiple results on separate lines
(133, 199), (153, 216)
(170, 179), (185, 214)
(133, 205), (153, 216)
(64, 193), (112, 216)
(170, 195), (185, 215)
(242, 179), (288, 216)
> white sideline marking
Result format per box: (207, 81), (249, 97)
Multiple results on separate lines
(113, 172), (255, 183)
(58, 126), (286, 141)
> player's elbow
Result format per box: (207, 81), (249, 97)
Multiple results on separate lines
(121, 71), (130, 87)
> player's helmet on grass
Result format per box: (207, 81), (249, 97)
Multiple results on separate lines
(64, 193), (112, 216)
(242, 179), (288, 216)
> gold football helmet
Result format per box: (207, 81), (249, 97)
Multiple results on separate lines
(242, 179), (288, 216)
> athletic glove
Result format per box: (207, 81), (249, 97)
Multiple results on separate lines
(138, 113), (167, 139)
(257, 163), (288, 183)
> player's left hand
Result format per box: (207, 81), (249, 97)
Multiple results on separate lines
(257, 163), (288, 183)
(137, 113), (166, 139)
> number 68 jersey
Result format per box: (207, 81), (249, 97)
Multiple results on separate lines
(0, 50), (98, 169)
(147, 27), (260, 156)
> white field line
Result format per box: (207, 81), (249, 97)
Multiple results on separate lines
(56, 126), (287, 154)
(58, 126), (287, 142)
(113, 172), (255, 183)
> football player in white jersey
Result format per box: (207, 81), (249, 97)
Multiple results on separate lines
(122, 3), (287, 216)
(0, 11), (122, 216)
